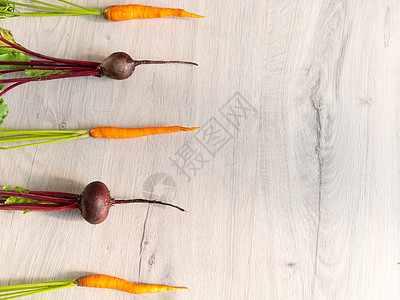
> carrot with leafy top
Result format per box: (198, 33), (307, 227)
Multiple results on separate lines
(0, 126), (200, 150)
(0, 274), (187, 299)
(0, 0), (204, 21)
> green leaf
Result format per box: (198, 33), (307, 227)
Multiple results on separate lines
(14, 186), (29, 193)
(0, 28), (25, 53)
(2, 185), (11, 191)
(5, 196), (38, 204)
(5, 196), (36, 214)
(0, 47), (19, 55)
(0, 51), (30, 69)
(4, 196), (58, 206)
(25, 69), (69, 77)
(0, 98), (8, 126)
(0, 28), (17, 46)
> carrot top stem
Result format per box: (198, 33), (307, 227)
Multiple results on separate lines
(0, 128), (90, 150)
(113, 198), (186, 212)
(0, 280), (76, 299)
(0, 0), (102, 19)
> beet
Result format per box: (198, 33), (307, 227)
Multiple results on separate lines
(100, 52), (198, 80)
(100, 52), (135, 80)
(79, 181), (112, 224)
(0, 181), (186, 225)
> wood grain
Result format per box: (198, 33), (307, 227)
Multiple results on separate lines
(0, 1), (399, 299)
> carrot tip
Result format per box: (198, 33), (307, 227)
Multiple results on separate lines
(190, 14), (205, 19)
(181, 126), (200, 132)
(167, 286), (188, 291)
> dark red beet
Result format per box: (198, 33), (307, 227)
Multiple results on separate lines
(100, 52), (135, 80)
(100, 52), (198, 80)
(79, 181), (112, 224)
(0, 181), (186, 225)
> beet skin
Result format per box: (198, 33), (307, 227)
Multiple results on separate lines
(79, 181), (113, 224)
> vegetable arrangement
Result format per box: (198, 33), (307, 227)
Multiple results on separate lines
(0, 0), (204, 21)
(0, 0), (200, 296)
(0, 274), (187, 299)
(0, 181), (186, 224)
(0, 28), (197, 124)
(0, 125), (200, 150)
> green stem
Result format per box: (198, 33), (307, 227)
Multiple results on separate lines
(0, 288), (47, 298)
(0, 10), (99, 16)
(56, 0), (99, 12)
(0, 280), (75, 292)
(0, 128), (89, 135)
(0, 281), (75, 299)
(0, 133), (84, 143)
(29, 0), (88, 11)
(0, 132), (89, 150)
(0, 0), (102, 17)
(1, 0), (77, 12)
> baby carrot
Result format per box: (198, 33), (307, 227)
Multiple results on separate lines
(75, 274), (187, 294)
(103, 5), (204, 21)
(0, 1), (204, 21)
(0, 274), (187, 298)
(89, 126), (200, 139)
(0, 126), (200, 150)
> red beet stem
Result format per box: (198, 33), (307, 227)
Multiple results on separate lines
(113, 199), (186, 212)
(0, 66), (94, 75)
(0, 191), (78, 204)
(0, 82), (25, 97)
(0, 68), (29, 74)
(0, 202), (79, 211)
(0, 69), (101, 84)
(0, 60), (99, 68)
(29, 191), (79, 199)
(30, 60), (100, 67)
(0, 36), (100, 67)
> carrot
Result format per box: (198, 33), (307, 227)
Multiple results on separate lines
(89, 126), (200, 139)
(0, 274), (187, 299)
(0, 1), (204, 21)
(0, 126), (200, 150)
(75, 274), (187, 294)
(103, 4), (204, 21)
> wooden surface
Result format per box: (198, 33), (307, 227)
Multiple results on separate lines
(0, 0), (400, 299)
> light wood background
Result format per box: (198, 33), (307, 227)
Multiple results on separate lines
(0, 0), (400, 299)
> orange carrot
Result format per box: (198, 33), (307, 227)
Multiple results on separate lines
(89, 126), (200, 139)
(103, 4), (204, 21)
(0, 274), (187, 298)
(0, 126), (200, 150)
(75, 274), (187, 294)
